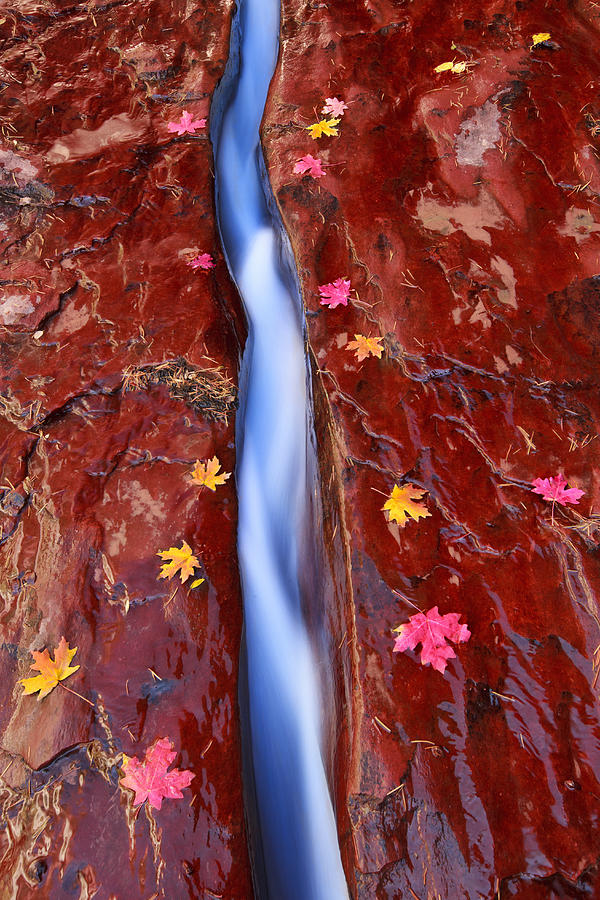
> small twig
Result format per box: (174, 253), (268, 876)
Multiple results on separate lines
(373, 716), (391, 733)
(489, 690), (516, 703)
(163, 587), (178, 609)
(386, 783), (404, 796)
(59, 682), (94, 707)
(392, 589), (421, 612)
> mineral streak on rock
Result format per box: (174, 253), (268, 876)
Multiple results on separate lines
(0, 0), (251, 896)
(264, 0), (600, 896)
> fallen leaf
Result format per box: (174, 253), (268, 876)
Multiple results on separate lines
(322, 97), (348, 118)
(346, 334), (384, 361)
(393, 606), (471, 673)
(20, 636), (80, 701)
(531, 474), (584, 506)
(120, 737), (194, 810)
(190, 578), (205, 589)
(188, 253), (214, 270)
(531, 32), (551, 47)
(157, 541), (200, 583)
(319, 277), (351, 309)
(191, 455), (231, 491)
(434, 59), (467, 74)
(307, 118), (340, 139)
(167, 110), (206, 136)
(293, 154), (325, 178)
(383, 483), (431, 527)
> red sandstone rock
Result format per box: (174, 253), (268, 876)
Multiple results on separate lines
(266, 0), (600, 895)
(0, 1), (251, 896)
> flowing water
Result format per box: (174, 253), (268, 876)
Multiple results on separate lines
(211, 1), (349, 897)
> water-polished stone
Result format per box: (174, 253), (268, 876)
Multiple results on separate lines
(0, 1), (251, 896)
(264, 1), (600, 896)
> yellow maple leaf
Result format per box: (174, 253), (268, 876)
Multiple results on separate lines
(531, 32), (551, 47)
(20, 636), (80, 701)
(307, 118), (340, 139)
(434, 59), (467, 74)
(157, 540), (200, 584)
(346, 334), (384, 362)
(190, 455), (231, 491)
(382, 483), (431, 528)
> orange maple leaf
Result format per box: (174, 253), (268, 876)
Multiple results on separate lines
(157, 541), (200, 584)
(190, 455), (231, 491)
(346, 334), (384, 362)
(382, 483), (431, 528)
(20, 636), (80, 701)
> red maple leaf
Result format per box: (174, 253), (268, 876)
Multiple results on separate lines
(293, 154), (325, 178)
(318, 277), (351, 308)
(167, 110), (206, 136)
(187, 252), (215, 270)
(393, 606), (471, 673)
(120, 737), (194, 810)
(531, 475), (584, 506)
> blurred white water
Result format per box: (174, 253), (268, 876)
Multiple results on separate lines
(212, 0), (350, 897)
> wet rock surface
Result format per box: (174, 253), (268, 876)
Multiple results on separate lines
(264, 0), (600, 896)
(0, 1), (252, 897)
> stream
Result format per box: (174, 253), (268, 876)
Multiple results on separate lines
(210, 0), (349, 897)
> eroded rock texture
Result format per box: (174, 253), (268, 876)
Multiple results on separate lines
(265, 0), (600, 897)
(0, 1), (251, 897)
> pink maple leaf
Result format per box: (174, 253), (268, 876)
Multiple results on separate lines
(531, 474), (584, 506)
(167, 110), (206, 136)
(322, 97), (348, 118)
(293, 154), (325, 178)
(393, 606), (471, 673)
(188, 253), (215, 270)
(319, 277), (351, 309)
(120, 737), (194, 810)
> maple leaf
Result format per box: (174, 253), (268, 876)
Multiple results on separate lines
(531, 32), (551, 48)
(190, 455), (231, 491)
(322, 97), (348, 117)
(393, 606), (471, 673)
(157, 541), (200, 583)
(120, 737), (194, 810)
(167, 110), (206, 136)
(346, 334), (384, 361)
(307, 118), (340, 139)
(20, 636), (80, 701)
(531, 475), (584, 506)
(188, 253), (215, 270)
(434, 59), (468, 74)
(383, 483), (431, 528)
(319, 277), (351, 309)
(293, 154), (325, 178)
